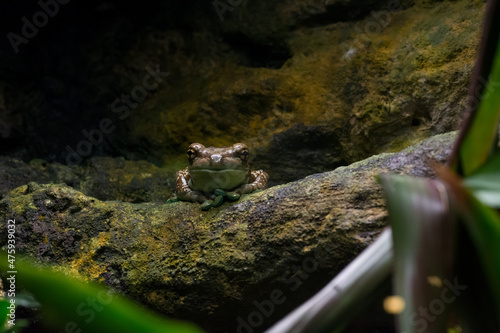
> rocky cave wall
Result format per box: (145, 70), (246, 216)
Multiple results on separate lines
(0, 0), (484, 186)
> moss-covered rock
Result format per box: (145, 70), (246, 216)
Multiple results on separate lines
(120, 0), (483, 184)
(1, 0), (483, 190)
(0, 157), (40, 200)
(0, 157), (174, 202)
(77, 157), (175, 203)
(0, 132), (455, 333)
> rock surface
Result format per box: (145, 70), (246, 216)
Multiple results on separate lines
(0, 156), (175, 202)
(0, 0), (483, 187)
(0, 132), (455, 333)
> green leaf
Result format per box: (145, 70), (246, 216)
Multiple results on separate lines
(463, 151), (500, 208)
(380, 175), (456, 333)
(0, 253), (205, 333)
(0, 298), (10, 330)
(448, 188), (500, 316)
(460, 32), (500, 176)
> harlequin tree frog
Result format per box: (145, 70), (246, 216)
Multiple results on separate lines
(171, 143), (269, 210)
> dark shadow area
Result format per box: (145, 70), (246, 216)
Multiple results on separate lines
(223, 33), (293, 69)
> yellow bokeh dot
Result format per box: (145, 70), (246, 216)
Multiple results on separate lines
(383, 295), (405, 314)
(427, 275), (443, 287)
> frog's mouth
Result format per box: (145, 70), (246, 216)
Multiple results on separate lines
(188, 169), (248, 193)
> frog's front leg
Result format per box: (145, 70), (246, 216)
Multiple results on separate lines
(234, 170), (269, 195)
(175, 168), (209, 203)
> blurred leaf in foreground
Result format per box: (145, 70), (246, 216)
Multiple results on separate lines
(380, 175), (456, 333)
(0, 253), (205, 333)
(455, 0), (500, 176)
(463, 151), (500, 208)
(442, 170), (500, 319)
(0, 298), (9, 331)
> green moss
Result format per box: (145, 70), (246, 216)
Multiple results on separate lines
(122, 0), (482, 173)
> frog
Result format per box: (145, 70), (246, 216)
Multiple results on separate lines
(170, 143), (269, 210)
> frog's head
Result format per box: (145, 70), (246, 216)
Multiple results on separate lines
(186, 143), (250, 192)
(187, 143), (250, 170)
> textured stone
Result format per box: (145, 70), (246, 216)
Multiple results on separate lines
(0, 157), (174, 203)
(0, 0), (483, 189)
(123, 0), (483, 184)
(0, 132), (456, 332)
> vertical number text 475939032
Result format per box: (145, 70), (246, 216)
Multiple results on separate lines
(6, 219), (17, 326)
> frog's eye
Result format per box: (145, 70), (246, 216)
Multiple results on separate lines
(187, 148), (197, 161)
(238, 148), (250, 161)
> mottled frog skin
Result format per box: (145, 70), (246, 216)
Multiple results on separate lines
(174, 143), (268, 210)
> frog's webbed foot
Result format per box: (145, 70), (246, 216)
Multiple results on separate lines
(201, 200), (214, 210)
(225, 191), (241, 201)
(166, 194), (180, 204)
(201, 189), (236, 210)
(234, 170), (269, 195)
(201, 190), (223, 210)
